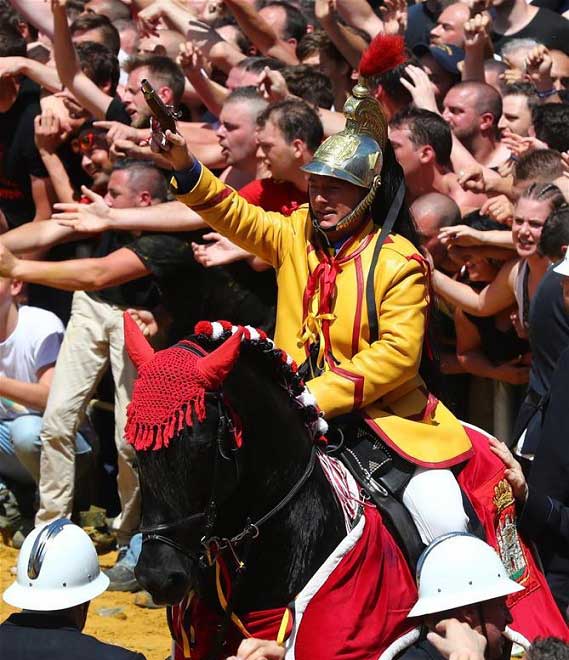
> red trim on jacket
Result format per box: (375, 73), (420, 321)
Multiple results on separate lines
(351, 255), (364, 355)
(330, 365), (365, 410)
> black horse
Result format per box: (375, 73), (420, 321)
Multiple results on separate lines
(128, 319), (347, 611)
(125, 317), (419, 659)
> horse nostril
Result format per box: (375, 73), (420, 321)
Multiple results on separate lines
(166, 571), (188, 592)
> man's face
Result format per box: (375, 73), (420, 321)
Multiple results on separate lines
(308, 174), (367, 231)
(511, 197), (551, 258)
(498, 94), (532, 137)
(443, 87), (480, 141)
(390, 124), (423, 178)
(257, 117), (297, 182)
(551, 50), (569, 91)
(103, 169), (140, 208)
(215, 101), (258, 167)
(123, 66), (152, 126)
(470, 598), (513, 660)
(430, 4), (469, 47)
(420, 54), (457, 103)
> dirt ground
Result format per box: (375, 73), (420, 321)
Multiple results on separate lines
(0, 542), (171, 660)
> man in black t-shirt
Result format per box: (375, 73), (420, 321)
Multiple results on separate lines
(491, 0), (569, 55)
(0, 160), (275, 590)
(0, 27), (54, 227)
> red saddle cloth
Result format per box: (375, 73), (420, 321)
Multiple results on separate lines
(458, 423), (569, 642)
(168, 425), (568, 660)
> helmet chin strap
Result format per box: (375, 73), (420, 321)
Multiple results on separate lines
(310, 175), (382, 247)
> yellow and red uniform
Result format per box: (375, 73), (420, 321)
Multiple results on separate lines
(175, 165), (472, 467)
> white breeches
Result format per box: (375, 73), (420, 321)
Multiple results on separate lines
(402, 467), (469, 545)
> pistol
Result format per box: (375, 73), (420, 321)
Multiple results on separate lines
(141, 78), (177, 134)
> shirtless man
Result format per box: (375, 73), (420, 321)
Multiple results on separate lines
(390, 107), (486, 215)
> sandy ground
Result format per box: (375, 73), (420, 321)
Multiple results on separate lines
(0, 542), (171, 660)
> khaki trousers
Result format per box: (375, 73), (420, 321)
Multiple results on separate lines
(36, 291), (140, 545)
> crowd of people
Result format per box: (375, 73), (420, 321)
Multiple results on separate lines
(2, 0), (569, 655)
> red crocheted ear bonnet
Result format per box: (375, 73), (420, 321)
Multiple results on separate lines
(123, 315), (329, 452)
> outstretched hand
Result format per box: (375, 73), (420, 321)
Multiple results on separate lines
(488, 437), (528, 501)
(52, 186), (111, 233)
(192, 232), (250, 267)
(400, 65), (438, 113)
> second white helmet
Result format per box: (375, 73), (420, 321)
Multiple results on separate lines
(408, 532), (524, 618)
(3, 518), (109, 611)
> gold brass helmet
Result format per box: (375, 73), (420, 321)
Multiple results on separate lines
(301, 77), (389, 235)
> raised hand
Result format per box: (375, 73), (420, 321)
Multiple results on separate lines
(34, 111), (65, 154)
(125, 308), (160, 339)
(258, 67), (289, 103)
(457, 165), (486, 194)
(0, 242), (19, 278)
(525, 44), (553, 86)
(400, 65), (438, 112)
(463, 13), (490, 50)
(379, 0), (408, 36)
(177, 41), (211, 78)
(488, 436), (528, 501)
(480, 194), (514, 225)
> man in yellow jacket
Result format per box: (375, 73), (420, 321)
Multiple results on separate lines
(153, 74), (473, 544)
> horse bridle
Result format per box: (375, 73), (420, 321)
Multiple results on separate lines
(138, 340), (318, 567)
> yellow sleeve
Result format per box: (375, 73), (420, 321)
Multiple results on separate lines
(175, 165), (297, 268)
(307, 256), (428, 418)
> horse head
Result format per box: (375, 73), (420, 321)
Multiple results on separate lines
(124, 316), (334, 607)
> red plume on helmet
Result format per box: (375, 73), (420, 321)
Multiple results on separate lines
(359, 34), (407, 78)
(197, 328), (243, 390)
(124, 311), (155, 371)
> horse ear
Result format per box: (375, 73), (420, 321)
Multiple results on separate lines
(198, 329), (243, 389)
(123, 312), (155, 370)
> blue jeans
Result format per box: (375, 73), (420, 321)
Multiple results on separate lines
(119, 532), (142, 568)
(0, 415), (91, 486)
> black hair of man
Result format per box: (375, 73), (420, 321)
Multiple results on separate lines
(449, 81), (503, 132)
(76, 41), (120, 96)
(503, 81), (539, 115)
(391, 107), (452, 169)
(259, 0), (307, 42)
(70, 13), (121, 55)
(539, 206), (569, 261)
(235, 55), (286, 74)
(0, 24), (26, 58)
(527, 638), (569, 660)
(513, 149), (564, 185)
(281, 64), (334, 109)
(112, 159), (169, 203)
(125, 54), (186, 106)
(296, 30), (320, 62)
(257, 98), (323, 152)
(372, 53), (422, 110)
(532, 104), (569, 153)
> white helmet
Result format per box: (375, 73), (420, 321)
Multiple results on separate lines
(408, 532), (524, 618)
(3, 519), (109, 611)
